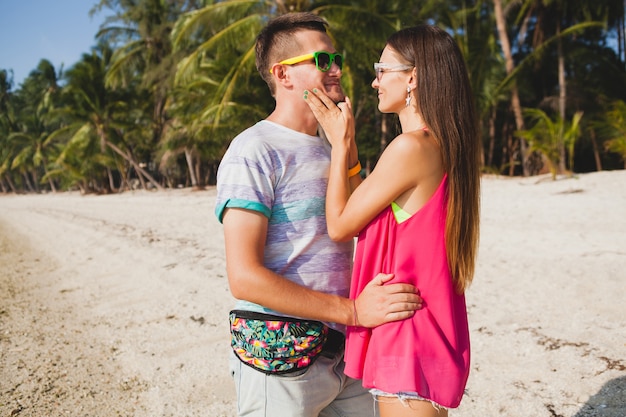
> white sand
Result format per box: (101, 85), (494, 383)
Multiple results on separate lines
(1, 171), (625, 417)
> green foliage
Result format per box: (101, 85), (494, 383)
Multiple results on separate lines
(517, 108), (583, 179)
(601, 100), (626, 166)
(1, 0), (626, 193)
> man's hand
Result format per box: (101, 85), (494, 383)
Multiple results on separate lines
(354, 273), (423, 327)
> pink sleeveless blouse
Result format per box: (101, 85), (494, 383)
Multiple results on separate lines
(344, 175), (470, 408)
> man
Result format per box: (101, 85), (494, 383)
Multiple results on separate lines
(215, 12), (421, 417)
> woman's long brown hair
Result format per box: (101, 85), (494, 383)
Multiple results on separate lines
(388, 25), (481, 293)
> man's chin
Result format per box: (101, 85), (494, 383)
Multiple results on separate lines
(321, 83), (344, 104)
(329, 91), (346, 104)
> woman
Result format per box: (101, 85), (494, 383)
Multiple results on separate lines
(304, 25), (481, 416)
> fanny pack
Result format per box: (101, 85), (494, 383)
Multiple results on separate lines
(229, 310), (330, 375)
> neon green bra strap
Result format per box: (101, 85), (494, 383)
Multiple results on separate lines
(391, 201), (411, 223)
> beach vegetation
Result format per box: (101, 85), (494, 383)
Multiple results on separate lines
(1, 0), (626, 193)
(517, 108), (583, 179)
(599, 100), (626, 169)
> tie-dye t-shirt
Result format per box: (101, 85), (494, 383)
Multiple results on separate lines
(215, 120), (353, 331)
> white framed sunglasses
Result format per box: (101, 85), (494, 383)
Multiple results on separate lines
(373, 63), (414, 81)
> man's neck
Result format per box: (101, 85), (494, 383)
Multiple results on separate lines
(267, 102), (319, 136)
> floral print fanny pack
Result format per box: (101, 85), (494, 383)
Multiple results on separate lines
(229, 310), (329, 374)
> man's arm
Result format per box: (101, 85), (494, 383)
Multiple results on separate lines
(223, 207), (421, 326)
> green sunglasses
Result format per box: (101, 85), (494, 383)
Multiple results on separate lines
(270, 51), (344, 74)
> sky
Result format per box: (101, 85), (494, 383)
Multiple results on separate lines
(0, 1), (108, 87)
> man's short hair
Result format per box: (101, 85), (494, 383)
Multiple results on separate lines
(255, 12), (328, 96)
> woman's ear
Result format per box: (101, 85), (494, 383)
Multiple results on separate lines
(409, 67), (418, 90)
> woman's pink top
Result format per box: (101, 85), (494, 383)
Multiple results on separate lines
(344, 175), (470, 408)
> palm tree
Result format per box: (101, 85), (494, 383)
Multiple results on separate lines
(0, 69), (17, 192)
(56, 44), (164, 192)
(439, 1), (508, 171)
(517, 108), (583, 179)
(92, 0), (201, 184)
(511, 0), (610, 173)
(599, 100), (626, 168)
(492, 0), (531, 175)
(6, 60), (65, 192)
(159, 71), (270, 188)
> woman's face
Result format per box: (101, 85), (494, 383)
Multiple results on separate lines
(372, 46), (414, 114)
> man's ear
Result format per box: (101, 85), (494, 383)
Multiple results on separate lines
(271, 64), (286, 80)
(272, 64), (295, 89)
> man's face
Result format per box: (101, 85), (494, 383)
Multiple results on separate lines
(285, 30), (345, 103)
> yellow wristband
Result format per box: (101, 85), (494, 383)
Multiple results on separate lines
(348, 161), (361, 177)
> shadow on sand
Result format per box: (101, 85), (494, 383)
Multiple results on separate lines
(571, 375), (625, 417)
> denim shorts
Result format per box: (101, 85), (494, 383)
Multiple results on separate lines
(370, 389), (447, 411)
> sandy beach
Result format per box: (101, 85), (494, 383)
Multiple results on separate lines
(1, 171), (625, 417)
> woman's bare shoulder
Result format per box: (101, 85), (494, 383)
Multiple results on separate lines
(384, 130), (440, 166)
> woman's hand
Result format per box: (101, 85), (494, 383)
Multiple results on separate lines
(304, 89), (354, 150)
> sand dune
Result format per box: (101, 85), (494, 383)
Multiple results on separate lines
(1, 171), (624, 417)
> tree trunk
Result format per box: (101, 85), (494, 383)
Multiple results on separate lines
(589, 129), (602, 171)
(107, 167), (117, 192)
(380, 113), (389, 156)
(619, 10), (625, 65)
(4, 175), (17, 193)
(47, 178), (57, 192)
(30, 169), (40, 192)
(493, 0), (529, 176)
(195, 163), (203, 189)
(97, 125), (164, 191)
(557, 20), (567, 174)
(96, 124), (163, 190)
(488, 106), (496, 167)
(133, 162), (149, 190)
(508, 133), (516, 176)
(41, 159), (57, 193)
(184, 147), (200, 188)
(23, 172), (35, 192)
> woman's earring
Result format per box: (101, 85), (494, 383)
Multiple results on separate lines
(405, 86), (412, 107)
